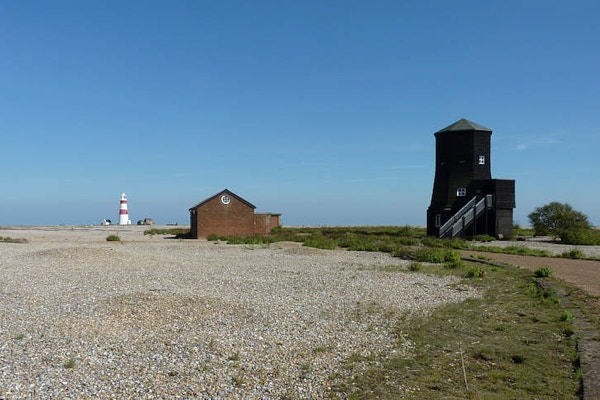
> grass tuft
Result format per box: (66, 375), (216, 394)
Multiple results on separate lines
(106, 234), (121, 242)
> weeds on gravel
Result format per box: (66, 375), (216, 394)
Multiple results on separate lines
(106, 234), (121, 242)
(232, 375), (244, 388)
(63, 358), (76, 369)
(143, 228), (191, 238)
(0, 236), (28, 243)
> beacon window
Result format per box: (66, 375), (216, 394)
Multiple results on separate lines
(456, 188), (467, 197)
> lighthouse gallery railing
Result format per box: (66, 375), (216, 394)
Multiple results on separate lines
(438, 194), (494, 238)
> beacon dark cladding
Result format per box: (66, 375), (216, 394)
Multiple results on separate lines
(427, 119), (515, 239)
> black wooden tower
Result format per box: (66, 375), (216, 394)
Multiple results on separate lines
(427, 118), (516, 238)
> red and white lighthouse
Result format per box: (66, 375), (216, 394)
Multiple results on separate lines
(118, 193), (131, 225)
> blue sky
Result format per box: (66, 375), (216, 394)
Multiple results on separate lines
(1, 1), (598, 226)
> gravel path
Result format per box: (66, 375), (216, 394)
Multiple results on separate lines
(0, 227), (480, 399)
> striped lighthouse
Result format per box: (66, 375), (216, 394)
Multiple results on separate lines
(118, 193), (131, 225)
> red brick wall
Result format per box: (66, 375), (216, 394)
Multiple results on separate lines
(254, 214), (281, 235)
(193, 195), (255, 238)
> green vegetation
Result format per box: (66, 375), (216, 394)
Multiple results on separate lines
(63, 357), (76, 369)
(513, 224), (536, 239)
(133, 224), (596, 397)
(534, 266), (554, 278)
(561, 249), (585, 259)
(407, 262), (422, 272)
(163, 225), (598, 262)
(330, 261), (583, 399)
(528, 202), (600, 245)
(105, 234), (121, 242)
(143, 228), (191, 238)
(0, 236), (29, 243)
(232, 375), (244, 388)
(466, 265), (485, 278)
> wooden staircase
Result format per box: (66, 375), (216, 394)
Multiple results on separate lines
(439, 194), (494, 238)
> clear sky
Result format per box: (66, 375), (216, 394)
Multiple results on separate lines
(1, 1), (599, 226)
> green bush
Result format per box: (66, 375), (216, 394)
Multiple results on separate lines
(557, 228), (600, 245)
(412, 248), (461, 264)
(206, 234), (220, 241)
(534, 266), (554, 278)
(302, 234), (336, 250)
(466, 266), (485, 278)
(560, 249), (585, 259)
(106, 235), (121, 242)
(144, 228), (190, 238)
(528, 202), (591, 237)
(560, 311), (575, 322)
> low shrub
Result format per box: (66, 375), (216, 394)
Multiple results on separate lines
(558, 228), (600, 245)
(0, 237), (28, 243)
(534, 266), (554, 278)
(106, 235), (121, 242)
(412, 248), (461, 264)
(408, 262), (422, 271)
(303, 234), (336, 250)
(560, 249), (585, 259)
(466, 266), (485, 278)
(560, 311), (575, 322)
(144, 228), (190, 238)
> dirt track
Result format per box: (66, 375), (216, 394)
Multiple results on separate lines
(462, 250), (600, 297)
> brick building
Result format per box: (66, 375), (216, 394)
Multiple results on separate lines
(189, 189), (281, 239)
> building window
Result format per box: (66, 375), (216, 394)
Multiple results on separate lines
(457, 188), (466, 197)
(435, 214), (441, 227)
(478, 155), (485, 165)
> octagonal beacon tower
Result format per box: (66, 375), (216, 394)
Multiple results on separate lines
(426, 118), (515, 239)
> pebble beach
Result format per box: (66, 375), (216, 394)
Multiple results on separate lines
(0, 226), (480, 399)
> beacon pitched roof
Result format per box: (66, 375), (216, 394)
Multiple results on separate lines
(435, 118), (492, 134)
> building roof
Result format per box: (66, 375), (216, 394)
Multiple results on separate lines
(189, 188), (256, 210)
(435, 118), (492, 134)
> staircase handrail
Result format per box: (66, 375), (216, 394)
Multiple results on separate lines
(439, 195), (493, 238)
